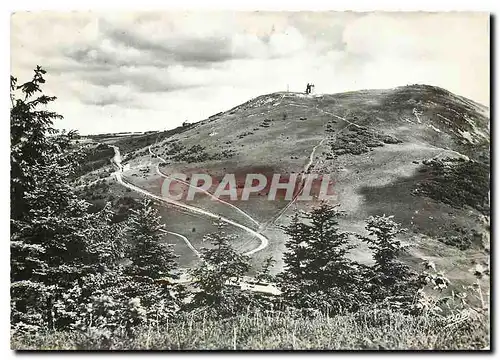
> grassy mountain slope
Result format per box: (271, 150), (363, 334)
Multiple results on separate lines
(77, 84), (490, 291)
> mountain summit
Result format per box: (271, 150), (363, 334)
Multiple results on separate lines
(80, 84), (490, 285)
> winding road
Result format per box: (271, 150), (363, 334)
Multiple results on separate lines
(161, 229), (201, 259)
(148, 145), (261, 227)
(125, 101), (364, 247)
(110, 145), (269, 256)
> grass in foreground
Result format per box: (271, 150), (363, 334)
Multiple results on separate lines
(11, 309), (489, 350)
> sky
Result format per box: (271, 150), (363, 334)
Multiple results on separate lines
(11, 11), (490, 135)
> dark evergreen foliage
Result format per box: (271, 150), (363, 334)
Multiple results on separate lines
(357, 215), (422, 310)
(11, 67), (460, 342)
(188, 222), (253, 317)
(278, 204), (367, 314)
(10, 67), (103, 332)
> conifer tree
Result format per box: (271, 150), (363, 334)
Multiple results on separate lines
(124, 199), (179, 320)
(359, 215), (420, 307)
(10, 67), (128, 332)
(278, 204), (362, 313)
(189, 221), (251, 317)
(277, 212), (312, 307)
(126, 199), (177, 280)
(11, 67), (62, 223)
(10, 67), (103, 331)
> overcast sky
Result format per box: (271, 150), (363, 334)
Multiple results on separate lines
(11, 11), (489, 135)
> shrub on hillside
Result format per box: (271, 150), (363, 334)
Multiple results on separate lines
(414, 158), (490, 215)
(330, 126), (402, 156)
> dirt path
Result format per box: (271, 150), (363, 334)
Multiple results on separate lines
(263, 136), (329, 227)
(264, 104), (361, 227)
(149, 146), (261, 227)
(268, 102), (469, 227)
(110, 145), (269, 256)
(161, 229), (201, 259)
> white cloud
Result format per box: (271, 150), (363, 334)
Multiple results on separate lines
(11, 12), (489, 135)
(340, 12), (490, 101)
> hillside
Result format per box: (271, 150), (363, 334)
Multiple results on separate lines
(76, 84), (490, 292)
